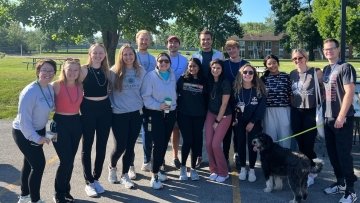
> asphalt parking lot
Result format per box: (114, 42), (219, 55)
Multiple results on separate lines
(0, 119), (359, 203)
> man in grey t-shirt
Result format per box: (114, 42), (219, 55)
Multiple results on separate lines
(322, 38), (357, 203)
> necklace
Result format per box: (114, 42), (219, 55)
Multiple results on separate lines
(228, 59), (240, 79)
(89, 67), (107, 86)
(240, 88), (253, 106)
(137, 52), (151, 71)
(36, 81), (54, 109)
(63, 82), (79, 104)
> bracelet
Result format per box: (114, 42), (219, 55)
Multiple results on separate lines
(215, 119), (220, 123)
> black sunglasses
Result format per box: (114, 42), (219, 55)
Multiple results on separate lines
(158, 59), (170, 64)
(243, 70), (254, 75)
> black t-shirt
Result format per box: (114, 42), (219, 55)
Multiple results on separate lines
(208, 79), (232, 115)
(322, 61), (356, 118)
(289, 67), (317, 109)
(177, 76), (207, 117)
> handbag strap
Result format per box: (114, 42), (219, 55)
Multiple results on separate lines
(313, 68), (322, 108)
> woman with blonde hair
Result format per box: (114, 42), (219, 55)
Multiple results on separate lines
(107, 44), (145, 189)
(52, 59), (83, 202)
(80, 43), (112, 197)
(233, 64), (266, 182)
(289, 49), (323, 187)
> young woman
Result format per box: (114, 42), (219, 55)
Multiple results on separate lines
(108, 44), (145, 189)
(141, 52), (177, 189)
(80, 43), (112, 197)
(233, 64), (266, 182)
(205, 59), (232, 183)
(52, 59), (83, 203)
(261, 55), (292, 149)
(289, 49), (323, 187)
(13, 59), (57, 203)
(177, 58), (207, 181)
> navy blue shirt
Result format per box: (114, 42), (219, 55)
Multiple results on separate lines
(261, 72), (292, 107)
(234, 87), (266, 123)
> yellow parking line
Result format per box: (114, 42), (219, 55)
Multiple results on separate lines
(0, 155), (58, 196)
(231, 169), (241, 203)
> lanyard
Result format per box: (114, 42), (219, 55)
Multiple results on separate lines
(36, 81), (54, 109)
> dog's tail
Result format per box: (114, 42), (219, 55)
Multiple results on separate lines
(310, 158), (324, 173)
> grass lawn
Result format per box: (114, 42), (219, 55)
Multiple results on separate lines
(1, 50), (359, 119)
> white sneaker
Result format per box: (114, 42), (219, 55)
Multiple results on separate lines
(128, 166), (137, 180)
(108, 166), (118, 183)
(141, 162), (152, 172)
(324, 183), (346, 194)
(157, 172), (168, 182)
(339, 192), (357, 203)
(93, 180), (105, 194)
(208, 173), (218, 181)
(84, 183), (98, 197)
(215, 175), (229, 183)
(179, 166), (188, 180)
(17, 195), (31, 203)
(248, 169), (256, 182)
(188, 168), (200, 181)
(150, 175), (163, 189)
(307, 173), (317, 187)
(120, 174), (135, 189)
(239, 167), (247, 181)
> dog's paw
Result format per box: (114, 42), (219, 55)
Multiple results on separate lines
(264, 187), (272, 193)
(273, 185), (283, 190)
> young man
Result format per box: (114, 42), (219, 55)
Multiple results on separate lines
(133, 30), (157, 179)
(192, 29), (224, 167)
(322, 38), (357, 203)
(192, 29), (224, 81)
(223, 36), (248, 171)
(167, 35), (188, 168)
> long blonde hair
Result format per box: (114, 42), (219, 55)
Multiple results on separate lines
(112, 44), (142, 91)
(57, 59), (82, 86)
(84, 43), (110, 79)
(233, 64), (266, 97)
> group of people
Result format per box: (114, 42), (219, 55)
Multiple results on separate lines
(12, 27), (357, 203)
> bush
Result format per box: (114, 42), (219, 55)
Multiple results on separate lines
(0, 52), (5, 59)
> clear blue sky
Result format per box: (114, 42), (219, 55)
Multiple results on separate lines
(239, 0), (271, 23)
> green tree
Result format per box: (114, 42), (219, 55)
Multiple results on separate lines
(269, 0), (301, 34)
(285, 11), (322, 60)
(14, 0), (174, 65)
(242, 22), (275, 34)
(313, 0), (360, 50)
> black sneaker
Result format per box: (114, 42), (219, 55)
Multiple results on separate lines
(172, 158), (181, 169)
(53, 195), (69, 203)
(65, 193), (75, 202)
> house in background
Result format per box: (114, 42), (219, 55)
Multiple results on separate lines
(239, 33), (291, 59)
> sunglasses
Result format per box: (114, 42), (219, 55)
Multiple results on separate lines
(158, 59), (170, 64)
(66, 58), (80, 62)
(292, 56), (304, 61)
(243, 70), (254, 75)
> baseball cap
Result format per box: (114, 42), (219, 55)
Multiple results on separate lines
(167, 35), (180, 44)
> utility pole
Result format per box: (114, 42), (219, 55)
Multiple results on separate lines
(340, 0), (347, 61)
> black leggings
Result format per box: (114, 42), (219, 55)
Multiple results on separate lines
(12, 128), (46, 202)
(290, 107), (317, 166)
(110, 111), (142, 174)
(52, 114), (82, 197)
(177, 112), (205, 168)
(80, 98), (112, 184)
(147, 109), (176, 174)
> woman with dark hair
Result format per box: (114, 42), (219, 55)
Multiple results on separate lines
(233, 64), (266, 182)
(13, 59), (57, 203)
(205, 59), (232, 183)
(141, 52), (177, 189)
(107, 44), (145, 189)
(177, 58), (207, 181)
(261, 54), (292, 149)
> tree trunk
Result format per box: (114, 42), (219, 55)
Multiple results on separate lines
(308, 44), (315, 61)
(102, 30), (120, 66)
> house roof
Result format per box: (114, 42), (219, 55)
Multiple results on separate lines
(240, 33), (284, 41)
